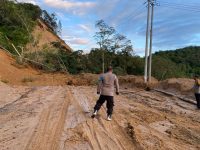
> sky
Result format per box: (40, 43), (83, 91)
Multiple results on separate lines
(18, 0), (200, 56)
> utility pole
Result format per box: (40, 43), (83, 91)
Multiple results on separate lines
(144, 0), (157, 83)
(144, 0), (151, 83)
(148, 1), (155, 82)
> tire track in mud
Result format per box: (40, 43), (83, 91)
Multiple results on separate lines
(98, 104), (141, 150)
(120, 89), (200, 149)
(61, 87), (124, 150)
(0, 87), (36, 113)
(60, 88), (93, 150)
(1, 86), (199, 150)
(25, 87), (70, 150)
(70, 87), (138, 150)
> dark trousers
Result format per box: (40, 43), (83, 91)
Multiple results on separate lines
(195, 94), (200, 109)
(94, 95), (114, 115)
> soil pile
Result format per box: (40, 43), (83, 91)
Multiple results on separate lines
(158, 78), (195, 97)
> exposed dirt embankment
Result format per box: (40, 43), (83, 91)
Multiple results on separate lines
(66, 74), (159, 89)
(26, 19), (72, 52)
(0, 49), (71, 86)
(158, 78), (195, 98)
(0, 50), (157, 87)
(118, 75), (158, 89)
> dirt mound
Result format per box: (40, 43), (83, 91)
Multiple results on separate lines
(68, 74), (159, 89)
(65, 73), (98, 86)
(119, 75), (158, 89)
(0, 49), (71, 85)
(0, 50), (99, 86)
(26, 19), (72, 52)
(158, 78), (194, 96)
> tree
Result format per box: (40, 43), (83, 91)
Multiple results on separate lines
(152, 56), (185, 80)
(94, 20), (134, 72)
(94, 20), (116, 51)
(42, 10), (58, 34)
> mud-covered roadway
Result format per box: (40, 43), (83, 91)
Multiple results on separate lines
(0, 84), (200, 150)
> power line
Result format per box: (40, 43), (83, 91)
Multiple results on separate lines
(159, 1), (200, 9)
(114, 5), (146, 28)
(161, 4), (200, 13)
(159, 1), (200, 13)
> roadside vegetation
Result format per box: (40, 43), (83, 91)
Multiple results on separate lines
(0, 0), (199, 80)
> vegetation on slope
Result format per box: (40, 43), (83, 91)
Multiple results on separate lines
(0, 0), (61, 54)
(0, 1), (40, 53)
(0, 1), (199, 80)
(154, 46), (200, 79)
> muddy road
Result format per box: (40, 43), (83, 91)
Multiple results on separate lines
(0, 85), (200, 150)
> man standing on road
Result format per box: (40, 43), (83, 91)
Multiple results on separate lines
(194, 75), (200, 109)
(92, 66), (119, 121)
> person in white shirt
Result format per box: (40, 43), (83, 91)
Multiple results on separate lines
(92, 66), (119, 121)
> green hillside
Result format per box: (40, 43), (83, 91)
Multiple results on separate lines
(152, 46), (200, 79)
(0, 0), (41, 53)
(0, 0), (61, 54)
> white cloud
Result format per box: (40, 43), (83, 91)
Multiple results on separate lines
(78, 24), (92, 33)
(69, 38), (90, 45)
(62, 35), (74, 40)
(43, 0), (96, 15)
(62, 36), (89, 45)
(55, 12), (70, 21)
(17, 0), (37, 5)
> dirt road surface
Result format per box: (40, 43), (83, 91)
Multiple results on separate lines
(0, 84), (200, 150)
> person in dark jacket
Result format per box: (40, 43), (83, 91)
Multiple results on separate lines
(193, 75), (200, 109)
(92, 66), (119, 121)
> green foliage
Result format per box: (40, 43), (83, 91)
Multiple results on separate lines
(154, 46), (200, 78)
(113, 67), (126, 75)
(152, 56), (185, 80)
(59, 50), (88, 74)
(18, 3), (41, 20)
(0, 0), (61, 55)
(25, 49), (61, 72)
(0, 0), (42, 53)
(41, 10), (61, 34)
(94, 20), (133, 54)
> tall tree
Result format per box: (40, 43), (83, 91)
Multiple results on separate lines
(94, 20), (134, 71)
(94, 20), (116, 51)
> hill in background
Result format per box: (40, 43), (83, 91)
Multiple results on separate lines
(152, 46), (200, 80)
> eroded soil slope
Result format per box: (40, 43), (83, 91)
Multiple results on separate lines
(0, 84), (199, 150)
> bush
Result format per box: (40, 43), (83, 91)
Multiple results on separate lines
(25, 49), (61, 72)
(113, 67), (126, 75)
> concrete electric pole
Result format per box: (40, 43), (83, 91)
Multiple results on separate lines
(148, 2), (155, 82)
(144, 0), (157, 83)
(144, 0), (151, 83)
